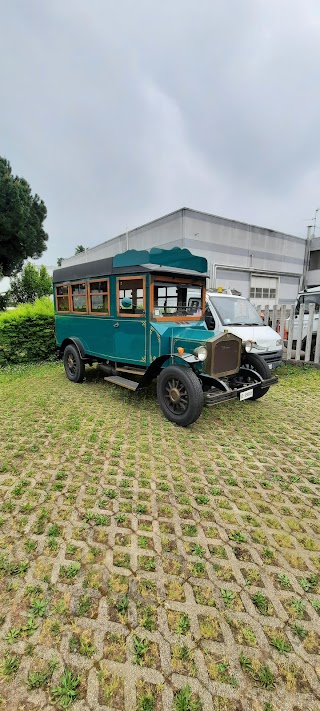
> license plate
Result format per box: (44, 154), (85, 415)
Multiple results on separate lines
(240, 388), (253, 401)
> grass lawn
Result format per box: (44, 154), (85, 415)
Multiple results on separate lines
(0, 362), (320, 710)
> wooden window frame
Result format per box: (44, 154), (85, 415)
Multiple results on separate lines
(70, 281), (88, 315)
(88, 278), (110, 316)
(150, 275), (206, 322)
(116, 276), (146, 318)
(56, 284), (71, 313)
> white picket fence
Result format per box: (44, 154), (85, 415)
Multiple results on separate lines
(256, 303), (320, 364)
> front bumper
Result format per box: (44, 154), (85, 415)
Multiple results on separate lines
(261, 350), (283, 369)
(204, 376), (278, 405)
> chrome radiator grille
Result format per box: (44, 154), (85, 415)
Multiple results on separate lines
(204, 332), (242, 378)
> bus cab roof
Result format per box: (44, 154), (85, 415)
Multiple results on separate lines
(53, 248), (208, 283)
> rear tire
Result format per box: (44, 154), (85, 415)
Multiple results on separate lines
(157, 365), (204, 426)
(63, 344), (85, 383)
(242, 353), (272, 400)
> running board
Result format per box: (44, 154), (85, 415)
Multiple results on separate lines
(104, 375), (139, 391)
(116, 366), (146, 376)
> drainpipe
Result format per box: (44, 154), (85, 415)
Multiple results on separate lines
(213, 264), (217, 289)
(301, 225), (313, 291)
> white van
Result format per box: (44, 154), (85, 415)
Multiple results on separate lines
(204, 290), (283, 369)
(290, 287), (320, 359)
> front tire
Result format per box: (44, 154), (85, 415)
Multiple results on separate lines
(157, 365), (204, 426)
(242, 352), (272, 400)
(63, 344), (85, 383)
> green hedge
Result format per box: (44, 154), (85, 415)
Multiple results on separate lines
(0, 298), (55, 367)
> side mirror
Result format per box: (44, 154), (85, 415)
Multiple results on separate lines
(205, 315), (215, 330)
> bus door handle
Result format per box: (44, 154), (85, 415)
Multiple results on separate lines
(113, 322), (119, 328)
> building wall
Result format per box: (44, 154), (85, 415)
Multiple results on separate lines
(278, 275), (302, 303)
(60, 208), (306, 304)
(183, 210), (305, 276)
(215, 268), (250, 298)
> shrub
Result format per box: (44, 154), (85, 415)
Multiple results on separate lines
(0, 298), (55, 367)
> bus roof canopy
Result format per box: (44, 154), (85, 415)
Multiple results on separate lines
(53, 247), (208, 283)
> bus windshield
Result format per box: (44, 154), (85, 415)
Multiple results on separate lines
(152, 281), (203, 318)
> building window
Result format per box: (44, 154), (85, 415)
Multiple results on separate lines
(89, 280), (109, 314)
(117, 277), (145, 316)
(310, 251), (320, 271)
(56, 285), (69, 312)
(250, 276), (278, 303)
(71, 283), (87, 313)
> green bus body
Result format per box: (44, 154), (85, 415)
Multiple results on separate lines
(54, 270), (211, 370)
(53, 248), (277, 426)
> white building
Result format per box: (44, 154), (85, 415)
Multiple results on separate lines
(59, 207), (307, 307)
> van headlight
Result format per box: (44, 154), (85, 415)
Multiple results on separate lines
(194, 345), (207, 361)
(276, 338), (282, 346)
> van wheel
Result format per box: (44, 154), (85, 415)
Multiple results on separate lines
(241, 353), (271, 400)
(157, 365), (204, 426)
(63, 344), (85, 383)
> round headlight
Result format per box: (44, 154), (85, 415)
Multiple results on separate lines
(194, 345), (207, 361)
(276, 338), (282, 347)
(245, 339), (254, 353)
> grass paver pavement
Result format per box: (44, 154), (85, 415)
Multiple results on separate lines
(0, 362), (319, 710)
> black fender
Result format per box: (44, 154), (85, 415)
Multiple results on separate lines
(59, 337), (87, 360)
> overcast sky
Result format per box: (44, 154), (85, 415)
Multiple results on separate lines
(1, 0), (320, 265)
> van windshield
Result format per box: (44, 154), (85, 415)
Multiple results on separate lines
(209, 296), (264, 326)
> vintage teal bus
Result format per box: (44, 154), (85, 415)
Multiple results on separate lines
(53, 247), (277, 426)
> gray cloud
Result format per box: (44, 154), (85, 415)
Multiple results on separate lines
(1, 0), (320, 265)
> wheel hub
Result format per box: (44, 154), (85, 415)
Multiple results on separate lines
(164, 377), (189, 415)
(169, 387), (181, 403)
(68, 355), (75, 369)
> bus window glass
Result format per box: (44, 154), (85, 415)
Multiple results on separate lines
(118, 278), (145, 315)
(71, 283), (87, 312)
(89, 280), (109, 313)
(56, 285), (69, 312)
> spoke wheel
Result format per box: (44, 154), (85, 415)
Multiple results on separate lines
(67, 353), (77, 375)
(63, 344), (85, 383)
(157, 365), (204, 426)
(164, 378), (189, 415)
